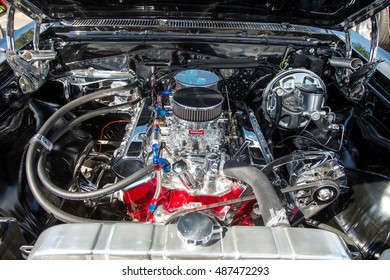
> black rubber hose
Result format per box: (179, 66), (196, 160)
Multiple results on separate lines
(39, 84), (138, 135)
(26, 141), (100, 223)
(261, 151), (327, 175)
(25, 84), (144, 222)
(35, 99), (152, 200)
(222, 160), (289, 227)
(37, 156), (154, 200)
(48, 103), (136, 142)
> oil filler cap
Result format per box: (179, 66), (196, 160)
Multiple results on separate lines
(177, 212), (216, 246)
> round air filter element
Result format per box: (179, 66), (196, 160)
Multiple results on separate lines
(172, 87), (223, 122)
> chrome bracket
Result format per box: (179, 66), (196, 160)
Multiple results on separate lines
(265, 209), (288, 227)
(33, 19), (41, 51)
(335, 14), (382, 102)
(5, 5), (15, 54)
(247, 108), (274, 164)
(31, 134), (53, 152)
(5, 5), (55, 93)
(20, 245), (33, 260)
(369, 13), (380, 63)
(344, 29), (352, 59)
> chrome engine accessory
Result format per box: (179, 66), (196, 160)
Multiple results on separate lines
(18, 50), (57, 62)
(177, 212), (221, 246)
(247, 108), (274, 164)
(282, 152), (346, 219)
(172, 87), (223, 123)
(68, 68), (137, 81)
(328, 57), (363, 70)
(171, 160), (197, 190)
(262, 151), (347, 222)
(162, 117), (226, 154)
(175, 69), (219, 90)
(262, 68), (326, 130)
(331, 15), (381, 102)
(27, 223), (351, 260)
(287, 152), (346, 188)
(112, 99), (149, 178)
(6, 7), (56, 93)
(61, 54), (137, 91)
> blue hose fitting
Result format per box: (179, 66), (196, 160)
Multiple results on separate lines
(152, 143), (159, 165)
(159, 90), (172, 96)
(152, 143), (171, 173)
(156, 107), (168, 117)
(158, 158), (171, 173)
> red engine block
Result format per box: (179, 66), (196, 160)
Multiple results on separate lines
(122, 178), (254, 225)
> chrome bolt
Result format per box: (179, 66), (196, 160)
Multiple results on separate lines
(317, 188), (333, 201)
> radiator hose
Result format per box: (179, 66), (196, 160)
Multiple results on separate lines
(222, 160), (289, 227)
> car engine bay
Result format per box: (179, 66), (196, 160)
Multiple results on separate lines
(1, 21), (390, 259)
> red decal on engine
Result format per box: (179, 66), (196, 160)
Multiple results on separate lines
(189, 129), (204, 135)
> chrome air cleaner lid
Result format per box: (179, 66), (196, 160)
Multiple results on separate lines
(172, 87), (223, 122)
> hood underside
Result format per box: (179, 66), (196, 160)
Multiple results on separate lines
(8, 0), (390, 30)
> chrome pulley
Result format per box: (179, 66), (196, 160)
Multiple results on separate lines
(312, 184), (340, 205)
